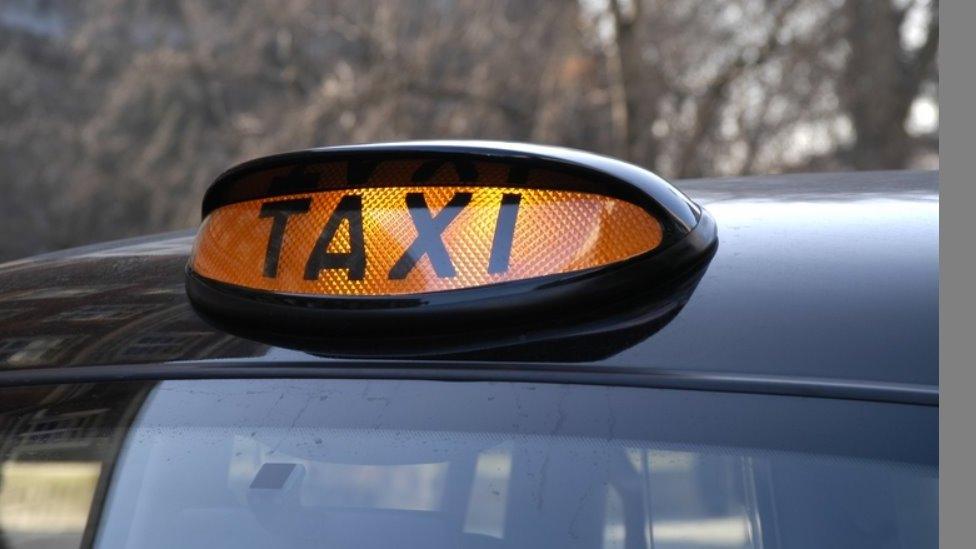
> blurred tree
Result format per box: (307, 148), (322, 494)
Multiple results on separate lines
(840, 0), (939, 169)
(0, 0), (939, 261)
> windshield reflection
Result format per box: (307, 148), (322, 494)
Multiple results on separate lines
(0, 379), (937, 549)
(0, 383), (150, 548)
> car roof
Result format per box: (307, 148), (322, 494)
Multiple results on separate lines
(0, 170), (937, 402)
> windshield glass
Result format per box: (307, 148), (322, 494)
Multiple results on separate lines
(0, 379), (936, 548)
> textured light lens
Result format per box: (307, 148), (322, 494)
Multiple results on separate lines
(191, 186), (662, 296)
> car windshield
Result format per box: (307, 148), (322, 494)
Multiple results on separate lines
(0, 379), (936, 549)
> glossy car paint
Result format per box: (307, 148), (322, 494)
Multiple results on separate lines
(0, 171), (937, 394)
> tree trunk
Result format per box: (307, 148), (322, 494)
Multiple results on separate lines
(841, 0), (937, 169)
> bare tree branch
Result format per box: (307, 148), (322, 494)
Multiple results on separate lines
(674, 0), (799, 177)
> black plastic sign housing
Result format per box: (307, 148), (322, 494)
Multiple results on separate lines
(185, 141), (718, 354)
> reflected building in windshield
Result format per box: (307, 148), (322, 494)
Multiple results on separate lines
(0, 383), (150, 548)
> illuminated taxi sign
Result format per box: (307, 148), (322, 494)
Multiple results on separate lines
(185, 142), (717, 336)
(191, 186), (663, 296)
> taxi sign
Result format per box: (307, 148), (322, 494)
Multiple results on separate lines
(193, 185), (663, 295)
(185, 141), (716, 336)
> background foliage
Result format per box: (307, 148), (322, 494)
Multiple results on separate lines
(0, 0), (939, 260)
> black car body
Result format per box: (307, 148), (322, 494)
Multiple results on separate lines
(0, 168), (937, 548)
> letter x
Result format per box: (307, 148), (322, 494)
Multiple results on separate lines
(389, 192), (472, 279)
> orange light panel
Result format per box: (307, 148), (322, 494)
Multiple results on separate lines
(191, 187), (663, 296)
